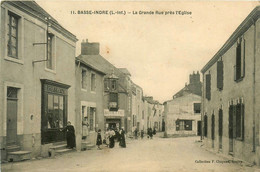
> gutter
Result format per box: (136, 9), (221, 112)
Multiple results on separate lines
(252, 19), (256, 152)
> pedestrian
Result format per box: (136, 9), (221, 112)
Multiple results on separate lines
(109, 128), (115, 148)
(149, 128), (153, 139)
(96, 129), (102, 150)
(61, 121), (76, 149)
(153, 127), (156, 135)
(82, 116), (89, 140)
(104, 128), (110, 147)
(141, 130), (144, 139)
(134, 128), (138, 139)
(119, 128), (126, 148)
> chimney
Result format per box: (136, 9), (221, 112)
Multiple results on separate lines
(81, 39), (100, 55)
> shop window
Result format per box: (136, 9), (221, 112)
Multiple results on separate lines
(205, 74), (211, 100)
(7, 12), (19, 58)
(47, 94), (64, 129)
(91, 73), (96, 91)
(81, 69), (87, 89)
(217, 60), (223, 90)
(176, 120), (192, 131)
(193, 103), (201, 113)
(234, 38), (245, 81)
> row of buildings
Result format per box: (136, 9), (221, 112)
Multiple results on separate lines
(200, 6), (260, 166)
(0, 1), (164, 161)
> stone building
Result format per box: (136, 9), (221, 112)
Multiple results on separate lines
(201, 6), (260, 165)
(164, 93), (201, 137)
(0, 1), (77, 160)
(164, 72), (202, 137)
(75, 41), (106, 150)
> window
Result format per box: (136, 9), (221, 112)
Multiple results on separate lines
(176, 120), (192, 131)
(204, 115), (208, 137)
(47, 94), (64, 129)
(104, 79), (109, 91)
(234, 38), (245, 81)
(205, 74), (211, 100)
(109, 92), (118, 111)
(91, 73), (96, 91)
(81, 69), (87, 89)
(46, 33), (54, 69)
(217, 60), (223, 90)
(193, 103), (201, 113)
(228, 100), (245, 140)
(7, 12), (19, 58)
(111, 80), (117, 90)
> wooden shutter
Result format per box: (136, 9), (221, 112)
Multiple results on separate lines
(211, 114), (215, 140)
(204, 115), (208, 137)
(236, 41), (242, 80)
(205, 74), (211, 100)
(241, 103), (245, 140)
(217, 61), (223, 90)
(218, 109), (223, 137)
(241, 38), (245, 78)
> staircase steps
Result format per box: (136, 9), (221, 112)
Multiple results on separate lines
(81, 140), (95, 151)
(49, 143), (75, 157)
(7, 150), (31, 162)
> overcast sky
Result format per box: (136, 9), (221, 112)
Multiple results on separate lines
(37, 1), (258, 103)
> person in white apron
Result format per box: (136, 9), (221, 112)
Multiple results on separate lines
(82, 117), (89, 140)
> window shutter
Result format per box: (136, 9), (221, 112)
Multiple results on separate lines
(211, 114), (215, 140)
(241, 38), (245, 78)
(205, 74), (211, 100)
(204, 115), (208, 137)
(218, 109), (223, 137)
(241, 103), (245, 141)
(217, 61), (223, 90)
(236, 42), (242, 80)
(233, 104), (237, 138)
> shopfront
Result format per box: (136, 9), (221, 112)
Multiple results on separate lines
(104, 109), (125, 130)
(41, 79), (70, 144)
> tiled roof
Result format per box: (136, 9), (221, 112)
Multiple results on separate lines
(76, 54), (125, 77)
(4, 1), (77, 42)
(118, 68), (131, 76)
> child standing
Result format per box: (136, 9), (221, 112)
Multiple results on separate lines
(96, 129), (102, 150)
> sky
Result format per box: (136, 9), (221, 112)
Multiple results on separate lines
(37, 1), (259, 103)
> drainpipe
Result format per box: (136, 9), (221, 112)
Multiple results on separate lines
(201, 73), (205, 140)
(252, 19), (256, 152)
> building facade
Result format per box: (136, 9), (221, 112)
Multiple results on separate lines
(201, 6), (260, 165)
(164, 93), (201, 137)
(0, 1), (77, 160)
(75, 46), (106, 150)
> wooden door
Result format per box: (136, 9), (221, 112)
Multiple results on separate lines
(7, 92), (18, 145)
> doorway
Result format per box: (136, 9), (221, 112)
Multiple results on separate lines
(197, 121), (202, 136)
(6, 87), (18, 146)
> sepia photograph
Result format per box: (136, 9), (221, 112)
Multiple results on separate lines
(0, 0), (260, 171)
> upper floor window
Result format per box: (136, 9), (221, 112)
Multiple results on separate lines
(47, 33), (54, 70)
(7, 12), (19, 58)
(81, 69), (87, 89)
(205, 74), (211, 100)
(193, 103), (201, 114)
(91, 73), (96, 91)
(217, 60), (223, 90)
(104, 79), (109, 91)
(111, 80), (117, 90)
(234, 38), (245, 81)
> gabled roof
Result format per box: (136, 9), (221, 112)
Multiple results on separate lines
(201, 5), (260, 73)
(3, 1), (77, 42)
(76, 56), (106, 75)
(76, 54), (124, 77)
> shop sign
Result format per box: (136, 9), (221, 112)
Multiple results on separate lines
(104, 109), (124, 117)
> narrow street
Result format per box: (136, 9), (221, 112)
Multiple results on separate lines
(2, 134), (259, 172)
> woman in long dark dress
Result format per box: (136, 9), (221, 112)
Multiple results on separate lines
(119, 128), (126, 148)
(109, 128), (115, 148)
(96, 129), (102, 150)
(62, 121), (76, 149)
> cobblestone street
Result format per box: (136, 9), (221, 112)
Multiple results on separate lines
(2, 134), (259, 172)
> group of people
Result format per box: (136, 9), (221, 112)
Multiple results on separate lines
(134, 127), (157, 139)
(100, 127), (126, 149)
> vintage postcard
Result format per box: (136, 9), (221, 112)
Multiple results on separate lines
(0, 0), (260, 171)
